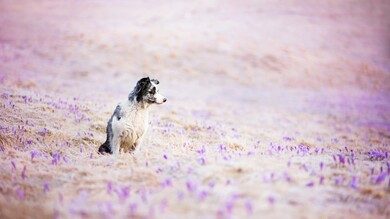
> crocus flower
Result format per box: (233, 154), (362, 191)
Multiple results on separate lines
(306, 182), (314, 187)
(11, 161), (16, 171)
(267, 196), (275, 205)
(375, 172), (387, 184)
(44, 182), (50, 192)
(16, 188), (25, 200)
(245, 200), (253, 215)
(349, 176), (358, 189)
(21, 165), (27, 179)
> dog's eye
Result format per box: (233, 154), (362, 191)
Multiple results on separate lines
(149, 87), (156, 94)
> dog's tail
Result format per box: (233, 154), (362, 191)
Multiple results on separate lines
(98, 140), (112, 154)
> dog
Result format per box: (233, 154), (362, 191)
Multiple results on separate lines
(98, 77), (166, 154)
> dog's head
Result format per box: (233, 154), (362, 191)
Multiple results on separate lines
(132, 77), (166, 105)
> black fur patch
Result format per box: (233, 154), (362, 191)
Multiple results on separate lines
(113, 105), (122, 120)
(135, 77), (151, 102)
(150, 87), (156, 94)
(98, 105), (122, 154)
(98, 141), (112, 154)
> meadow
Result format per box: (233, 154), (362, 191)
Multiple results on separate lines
(0, 0), (389, 218)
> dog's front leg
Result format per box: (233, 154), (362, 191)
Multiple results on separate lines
(132, 133), (145, 153)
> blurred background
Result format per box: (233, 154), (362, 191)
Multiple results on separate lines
(1, 0), (389, 92)
(1, 0), (389, 133)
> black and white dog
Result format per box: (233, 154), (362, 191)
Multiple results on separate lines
(99, 77), (166, 154)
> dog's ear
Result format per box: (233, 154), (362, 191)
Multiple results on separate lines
(135, 77), (150, 102)
(137, 77), (150, 85)
(151, 79), (159, 85)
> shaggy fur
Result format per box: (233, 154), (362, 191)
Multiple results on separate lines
(99, 77), (166, 154)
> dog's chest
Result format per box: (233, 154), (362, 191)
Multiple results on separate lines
(120, 105), (149, 137)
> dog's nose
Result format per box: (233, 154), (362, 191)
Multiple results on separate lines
(163, 98), (167, 102)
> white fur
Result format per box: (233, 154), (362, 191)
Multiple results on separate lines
(100, 77), (166, 155)
(110, 100), (149, 154)
(151, 81), (166, 104)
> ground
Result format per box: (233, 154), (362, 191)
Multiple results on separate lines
(0, 0), (389, 218)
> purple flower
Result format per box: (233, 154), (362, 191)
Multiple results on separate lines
(44, 182), (50, 192)
(216, 209), (225, 218)
(226, 179), (231, 185)
(137, 189), (148, 203)
(245, 200), (253, 215)
(16, 188), (25, 200)
(105, 202), (115, 215)
(218, 144), (227, 153)
(177, 191), (185, 200)
(186, 181), (197, 192)
(319, 162), (324, 171)
(58, 193), (63, 204)
(196, 146), (206, 154)
(21, 165), (27, 179)
(198, 190), (208, 200)
(116, 186), (130, 201)
(335, 177), (344, 185)
(306, 182), (315, 187)
(107, 182), (113, 194)
(375, 172), (387, 184)
(90, 153), (93, 159)
(349, 176), (358, 189)
(54, 209), (59, 219)
(267, 196), (275, 205)
(319, 176), (325, 184)
(301, 164), (308, 172)
(129, 203), (138, 214)
(224, 201), (234, 214)
(30, 150), (39, 161)
(161, 178), (172, 188)
(198, 157), (205, 165)
(282, 172), (292, 182)
(338, 154), (345, 165)
(2, 93), (9, 99)
(51, 152), (61, 165)
(11, 161), (16, 171)
(163, 154), (168, 160)
(368, 149), (388, 160)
